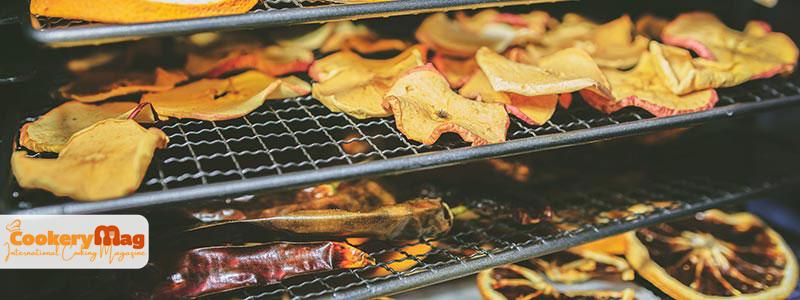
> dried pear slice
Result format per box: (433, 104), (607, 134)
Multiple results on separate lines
(30, 0), (257, 24)
(311, 47), (426, 119)
(432, 54), (478, 88)
(416, 13), (516, 58)
(60, 68), (187, 103)
(625, 209), (798, 300)
(12, 119), (168, 201)
(185, 44), (314, 77)
(384, 65), (509, 146)
(531, 248), (634, 284)
(460, 70), (558, 125)
(662, 12), (798, 79)
(477, 264), (636, 300)
(142, 71), (281, 121)
(580, 51), (719, 117)
(19, 101), (153, 153)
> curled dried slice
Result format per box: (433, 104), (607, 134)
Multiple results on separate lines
(266, 75), (311, 100)
(580, 51), (719, 117)
(257, 180), (395, 218)
(416, 13), (516, 57)
(531, 248), (634, 284)
(311, 47), (426, 119)
(273, 23), (337, 50)
(59, 68), (187, 103)
(185, 44), (314, 77)
(320, 21), (407, 54)
(432, 54), (478, 88)
(649, 41), (752, 95)
(455, 10), (551, 45)
(636, 15), (669, 39)
(19, 101), (154, 153)
(625, 209), (798, 300)
(30, 0), (257, 24)
(459, 70), (558, 125)
(662, 12), (798, 79)
(142, 71), (281, 121)
(384, 65), (508, 146)
(571, 234), (627, 255)
(477, 264), (636, 300)
(12, 119), (168, 201)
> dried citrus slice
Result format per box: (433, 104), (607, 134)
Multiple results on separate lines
(572, 234), (628, 255)
(311, 46), (426, 119)
(369, 241), (435, 277)
(416, 13), (516, 57)
(384, 64), (508, 146)
(59, 68), (186, 103)
(662, 12), (798, 79)
(30, 0), (257, 24)
(625, 209), (799, 300)
(432, 54), (478, 88)
(531, 248), (634, 284)
(185, 44), (314, 77)
(19, 101), (154, 153)
(477, 264), (636, 300)
(12, 119), (168, 201)
(141, 71), (281, 121)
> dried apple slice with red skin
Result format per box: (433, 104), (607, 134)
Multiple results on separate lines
(142, 71), (281, 121)
(60, 68), (187, 103)
(625, 209), (798, 300)
(455, 10), (550, 45)
(30, 0), (257, 24)
(432, 54), (478, 88)
(187, 45), (314, 78)
(12, 119), (168, 201)
(416, 13), (515, 58)
(459, 70), (558, 126)
(308, 45), (427, 82)
(19, 101), (153, 153)
(662, 12), (798, 79)
(266, 75), (311, 100)
(319, 21), (408, 54)
(384, 64), (508, 146)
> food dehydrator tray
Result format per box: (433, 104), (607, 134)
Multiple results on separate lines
(5, 75), (800, 214)
(20, 0), (561, 47)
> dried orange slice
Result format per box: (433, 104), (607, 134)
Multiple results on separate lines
(384, 64), (508, 146)
(311, 46), (426, 119)
(662, 12), (798, 80)
(12, 119), (168, 201)
(625, 209), (798, 300)
(141, 71), (282, 121)
(531, 248), (634, 284)
(185, 44), (314, 77)
(30, 0), (257, 24)
(477, 264), (636, 300)
(572, 234), (628, 255)
(416, 13), (516, 58)
(19, 101), (154, 153)
(59, 68), (186, 103)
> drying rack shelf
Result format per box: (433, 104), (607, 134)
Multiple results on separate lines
(5, 76), (800, 214)
(21, 0), (560, 47)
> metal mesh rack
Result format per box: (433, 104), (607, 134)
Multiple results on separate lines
(6, 75), (800, 214)
(22, 0), (558, 47)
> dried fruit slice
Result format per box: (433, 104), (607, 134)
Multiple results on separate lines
(19, 101), (154, 153)
(662, 12), (798, 79)
(530, 248), (634, 284)
(320, 21), (407, 54)
(141, 71), (281, 121)
(311, 47), (426, 119)
(648, 41), (750, 95)
(477, 264), (636, 300)
(185, 44), (314, 77)
(572, 234), (628, 255)
(580, 51), (719, 117)
(625, 209), (798, 300)
(369, 241), (435, 277)
(432, 54), (478, 88)
(60, 68), (187, 103)
(266, 75), (311, 100)
(273, 23), (337, 50)
(459, 70), (558, 125)
(384, 65), (509, 146)
(12, 119), (168, 201)
(29, 0), (257, 24)
(455, 10), (551, 45)
(636, 15), (669, 39)
(416, 13), (516, 57)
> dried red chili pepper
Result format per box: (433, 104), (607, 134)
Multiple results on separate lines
(148, 242), (372, 299)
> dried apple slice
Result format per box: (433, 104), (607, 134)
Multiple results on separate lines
(311, 47), (426, 119)
(459, 70), (558, 125)
(636, 15), (669, 39)
(625, 209), (798, 300)
(662, 12), (798, 79)
(416, 13), (516, 58)
(455, 10), (551, 45)
(320, 21), (407, 54)
(60, 68), (187, 103)
(649, 41), (752, 95)
(274, 23), (337, 50)
(477, 264), (636, 300)
(18, 101), (155, 153)
(142, 70), (281, 121)
(580, 51), (719, 117)
(185, 44), (314, 77)
(530, 248), (634, 284)
(432, 54), (478, 88)
(12, 119), (168, 201)
(383, 64), (508, 146)
(29, 0), (257, 24)
(267, 75), (311, 100)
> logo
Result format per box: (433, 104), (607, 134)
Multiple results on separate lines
(0, 215), (148, 269)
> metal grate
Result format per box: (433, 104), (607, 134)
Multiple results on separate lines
(7, 76), (800, 213)
(22, 0), (557, 47)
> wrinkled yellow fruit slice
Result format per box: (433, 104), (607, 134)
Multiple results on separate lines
(30, 0), (257, 23)
(384, 65), (508, 146)
(310, 46), (426, 119)
(662, 12), (798, 80)
(60, 68), (187, 103)
(636, 15), (669, 39)
(19, 101), (155, 153)
(185, 44), (314, 77)
(649, 41), (751, 95)
(416, 13), (516, 57)
(460, 70), (558, 126)
(12, 119), (168, 201)
(142, 71), (282, 121)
